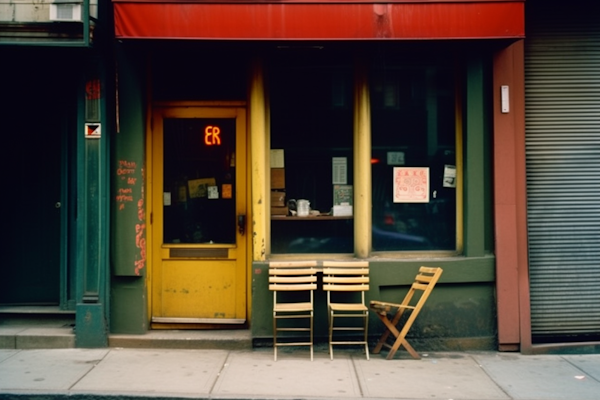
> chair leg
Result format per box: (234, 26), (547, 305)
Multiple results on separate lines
(310, 311), (314, 361)
(383, 316), (421, 360)
(373, 326), (391, 354)
(328, 309), (334, 360)
(273, 313), (278, 361)
(364, 312), (370, 360)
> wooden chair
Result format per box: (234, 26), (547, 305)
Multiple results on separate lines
(370, 266), (443, 360)
(269, 261), (318, 361)
(322, 261), (370, 360)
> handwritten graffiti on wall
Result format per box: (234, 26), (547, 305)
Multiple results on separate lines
(116, 159), (146, 275)
(135, 168), (146, 275)
(116, 160), (137, 210)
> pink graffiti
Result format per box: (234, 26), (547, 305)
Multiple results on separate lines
(134, 180), (146, 275)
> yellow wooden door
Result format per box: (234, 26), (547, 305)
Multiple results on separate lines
(150, 105), (248, 327)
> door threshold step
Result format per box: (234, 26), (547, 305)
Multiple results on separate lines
(109, 329), (252, 350)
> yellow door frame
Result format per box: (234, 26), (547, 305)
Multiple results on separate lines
(146, 101), (251, 327)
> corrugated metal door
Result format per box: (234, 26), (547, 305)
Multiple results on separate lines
(525, 4), (600, 339)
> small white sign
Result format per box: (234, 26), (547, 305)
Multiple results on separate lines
(387, 151), (405, 165)
(85, 123), (101, 139)
(501, 85), (510, 113)
(207, 186), (219, 199)
(443, 165), (457, 188)
(164, 192), (172, 206)
(332, 157), (347, 185)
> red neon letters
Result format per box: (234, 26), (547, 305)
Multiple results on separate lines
(204, 125), (221, 146)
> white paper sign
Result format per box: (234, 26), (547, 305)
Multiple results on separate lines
(207, 186), (219, 199)
(443, 165), (457, 188)
(332, 157), (347, 185)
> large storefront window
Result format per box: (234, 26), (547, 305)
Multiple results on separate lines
(371, 58), (456, 251)
(268, 49), (458, 255)
(270, 53), (354, 254)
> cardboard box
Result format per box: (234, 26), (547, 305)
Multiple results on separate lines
(333, 205), (353, 217)
(271, 168), (285, 189)
(271, 191), (286, 207)
(271, 206), (289, 216)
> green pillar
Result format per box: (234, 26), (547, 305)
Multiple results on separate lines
(464, 57), (488, 257)
(109, 43), (148, 334)
(76, 57), (109, 348)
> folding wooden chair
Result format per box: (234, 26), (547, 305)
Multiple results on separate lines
(322, 261), (370, 360)
(370, 266), (443, 360)
(268, 260), (318, 361)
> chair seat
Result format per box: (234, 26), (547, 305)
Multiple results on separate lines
(329, 302), (368, 312)
(274, 302), (313, 312)
(369, 301), (415, 314)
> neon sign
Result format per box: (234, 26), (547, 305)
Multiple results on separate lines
(204, 125), (222, 146)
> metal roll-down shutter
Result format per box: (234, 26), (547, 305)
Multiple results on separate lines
(525, 5), (600, 340)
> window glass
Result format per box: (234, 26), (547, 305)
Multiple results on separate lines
(270, 54), (354, 254)
(163, 118), (236, 244)
(371, 59), (456, 251)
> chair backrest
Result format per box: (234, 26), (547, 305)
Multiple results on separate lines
(268, 261), (318, 293)
(322, 261), (369, 303)
(403, 266), (443, 310)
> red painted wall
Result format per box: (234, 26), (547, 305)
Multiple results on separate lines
(493, 40), (531, 352)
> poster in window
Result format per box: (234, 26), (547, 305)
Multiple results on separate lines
(332, 157), (347, 185)
(188, 178), (216, 199)
(393, 167), (430, 203)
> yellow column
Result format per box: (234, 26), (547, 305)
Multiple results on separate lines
(249, 57), (268, 261)
(354, 57), (371, 258)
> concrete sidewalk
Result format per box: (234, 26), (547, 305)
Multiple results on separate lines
(0, 346), (599, 400)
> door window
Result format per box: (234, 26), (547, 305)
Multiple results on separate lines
(163, 118), (237, 245)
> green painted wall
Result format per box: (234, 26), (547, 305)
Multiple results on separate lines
(252, 258), (497, 350)
(110, 43), (148, 334)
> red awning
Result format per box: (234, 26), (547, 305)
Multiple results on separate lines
(113, 1), (525, 40)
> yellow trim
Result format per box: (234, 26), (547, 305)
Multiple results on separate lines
(455, 64), (464, 254)
(354, 56), (372, 258)
(250, 58), (268, 261)
(147, 102), (250, 325)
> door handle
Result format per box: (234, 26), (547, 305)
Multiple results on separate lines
(238, 214), (246, 236)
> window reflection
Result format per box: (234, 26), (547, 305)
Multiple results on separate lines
(371, 62), (456, 251)
(270, 55), (354, 254)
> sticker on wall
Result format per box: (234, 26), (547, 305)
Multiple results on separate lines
(222, 184), (232, 199)
(443, 165), (457, 188)
(207, 185), (219, 199)
(393, 167), (430, 203)
(85, 123), (101, 139)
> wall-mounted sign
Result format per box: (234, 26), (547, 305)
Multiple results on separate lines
(393, 167), (430, 203)
(85, 123), (101, 139)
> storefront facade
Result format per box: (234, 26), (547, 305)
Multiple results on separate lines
(0, 0), (112, 347)
(109, 0), (527, 350)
